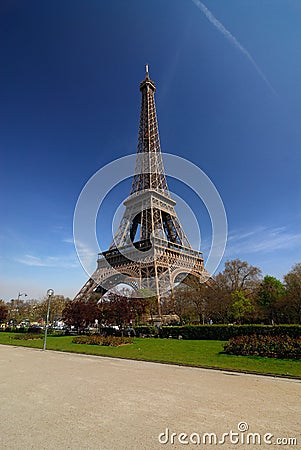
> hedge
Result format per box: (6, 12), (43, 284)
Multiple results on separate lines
(134, 326), (157, 336)
(13, 333), (43, 340)
(133, 325), (301, 341)
(224, 334), (301, 359)
(72, 335), (133, 346)
(1, 327), (28, 333)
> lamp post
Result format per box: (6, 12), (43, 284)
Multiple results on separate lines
(43, 289), (54, 351)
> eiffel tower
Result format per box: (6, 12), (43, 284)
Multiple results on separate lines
(75, 66), (209, 315)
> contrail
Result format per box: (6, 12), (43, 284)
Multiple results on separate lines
(192, 0), (276, 95)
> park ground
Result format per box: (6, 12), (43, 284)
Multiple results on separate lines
(0, 333), (300, 378)
(0, 345), (300, 449)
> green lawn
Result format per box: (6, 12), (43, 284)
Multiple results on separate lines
(1, 333), (300, 378)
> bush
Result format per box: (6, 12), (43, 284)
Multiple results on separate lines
(158, 325), (301, 340)
(13, 334), (43, 340)
(28, 326), (43, 334)
(223, 334), (301, 359)
(99, 327), (122, 337)
(134, 326), (156, 336)
(72, 335), (133, 347)
(2, 326), (27, 333)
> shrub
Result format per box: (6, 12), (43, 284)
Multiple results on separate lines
(28, 326), (42, 334)
(158, 325), (301, 340)
(13, 334), (43, 340)
(72, 335), (133, 347)
(134, 326), (156, 336)
(99, 327), (122, 337)
(223, 334), (301, 359)
(2, 326), (27, 333)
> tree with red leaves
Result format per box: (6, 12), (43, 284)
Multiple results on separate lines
(62, 297), (100, 331)
(0, 300), (8, 323)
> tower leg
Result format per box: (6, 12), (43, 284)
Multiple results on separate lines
(154, 263), (161, 317)
(157, 293), (161, 317)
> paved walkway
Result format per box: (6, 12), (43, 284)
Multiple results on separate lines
(0, 345), (300, 449)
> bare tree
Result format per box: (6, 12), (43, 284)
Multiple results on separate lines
(186, 284), (211, 324)
(34, 295), (71, 323)
(222, 259), (262, 294)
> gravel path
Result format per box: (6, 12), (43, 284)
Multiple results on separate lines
(0, 345), (300, 449)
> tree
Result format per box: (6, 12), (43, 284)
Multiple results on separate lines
(221, 259), (262, 295)
(190, 284), (210, 324)
(0, 300), (8, 323)
(177, 283), (211, 324)
(129, 296), (149, 324)
(204, 260), (261, 323)
(206, 275), (233, 324)
(98, 292), (132, 327)
(256, 275), (284, 324)
(172, 286), (194, 323)
(7, 298), (32, 324)
(230, 290), (254, 324)
(34, 295), (70, 323)
(283, 263), (301, 323)
(63, 297), (100, 330)
(134, 288), (159, 322)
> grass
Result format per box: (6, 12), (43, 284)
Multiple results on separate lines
(1, 332), (300, 378)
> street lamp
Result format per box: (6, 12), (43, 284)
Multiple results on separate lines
(43, 289), (54, 351)
(18, 292), (27, 301)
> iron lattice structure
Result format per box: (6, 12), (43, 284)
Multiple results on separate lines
(75, 66), (209, 315)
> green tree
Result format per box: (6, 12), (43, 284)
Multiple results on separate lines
(283, 263), (301, 323)
(206, 259), (262, 324)
(257, 275), (284, 324)
(231, 290), (254, 324)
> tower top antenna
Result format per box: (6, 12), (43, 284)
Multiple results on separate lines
(145, 64), (149, 77)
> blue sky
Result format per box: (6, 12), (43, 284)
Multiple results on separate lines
(1, 0), (301, 301)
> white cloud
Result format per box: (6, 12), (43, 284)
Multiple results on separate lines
(15, 254), (78, 269)
(192, 0), (276, 94)
(62, 237), (74, 244)
(226, 226), (301, 256)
